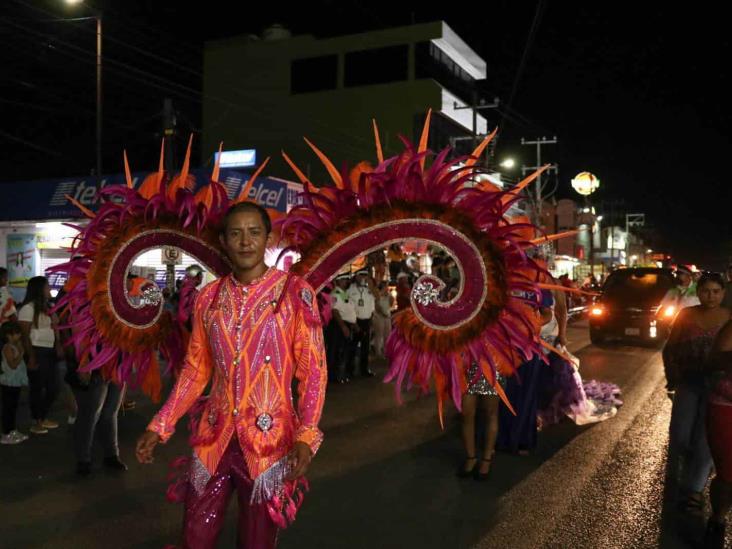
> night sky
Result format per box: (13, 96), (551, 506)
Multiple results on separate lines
(2, 1), (730, 267)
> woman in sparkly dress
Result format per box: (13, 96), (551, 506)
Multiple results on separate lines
(457, 361), (505, 481)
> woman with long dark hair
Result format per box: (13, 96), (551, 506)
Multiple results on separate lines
(664, 272), (730, 515)
(704, 289), (732, 547)
(18, 276), (59, 435)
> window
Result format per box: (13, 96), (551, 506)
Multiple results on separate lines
(344, 45), (408, 87)
(415, 42), (475, 104)
(291, 55), (338, 94)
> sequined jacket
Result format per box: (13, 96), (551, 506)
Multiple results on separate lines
(149, 268), (327, 493)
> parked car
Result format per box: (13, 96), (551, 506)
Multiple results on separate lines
(589, 267), (676, 345)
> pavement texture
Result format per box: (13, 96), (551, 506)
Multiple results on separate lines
(1, 320), (729, 548)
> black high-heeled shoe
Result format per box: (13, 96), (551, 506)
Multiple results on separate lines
(456, 457), (478, 478)
(474, 457), (493, 481)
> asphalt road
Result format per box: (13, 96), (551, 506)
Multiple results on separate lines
(1, 320), (728, 548)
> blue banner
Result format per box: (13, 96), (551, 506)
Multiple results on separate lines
(0, 169), (301, 221)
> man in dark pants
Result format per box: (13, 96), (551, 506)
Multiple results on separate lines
(348, 270), (376, 377)
(328, 274), (357, 382)
(72, 371), (126, 476)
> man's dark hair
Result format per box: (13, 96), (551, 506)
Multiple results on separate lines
(222, 202), (271, 235)
(0, 267), (7, 278)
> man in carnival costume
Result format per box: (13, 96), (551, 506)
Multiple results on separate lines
(136, 201), (327, 549)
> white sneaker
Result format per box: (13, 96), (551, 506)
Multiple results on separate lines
(10, 430), (28, 442)
(1, 433), (20, 445)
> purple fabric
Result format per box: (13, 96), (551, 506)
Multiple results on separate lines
(181, 440), (278, 549)
(497, 355), (542, 452)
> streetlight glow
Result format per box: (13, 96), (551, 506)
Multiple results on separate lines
(64, 0), (84, 5)
(499, 158), (515, 169)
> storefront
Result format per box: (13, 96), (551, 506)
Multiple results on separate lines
(0, 169), (303, 300)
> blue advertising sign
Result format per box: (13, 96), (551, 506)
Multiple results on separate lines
(215, 149), (257, 168)
(0, 169), (302, 221)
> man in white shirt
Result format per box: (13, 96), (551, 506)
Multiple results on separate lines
(660, 265), (700, 315)
(327, 274), (358, 383)
(347, 269), (376, 377)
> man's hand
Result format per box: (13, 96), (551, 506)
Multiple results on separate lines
(556, 334), (568, 347)
(135, 430), (161, 464)
(286, 441), (312, 481)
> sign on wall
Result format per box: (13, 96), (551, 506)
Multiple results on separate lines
(6, 234), (36, 287)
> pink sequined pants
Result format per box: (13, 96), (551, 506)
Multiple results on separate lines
(182, 441), (278, 549)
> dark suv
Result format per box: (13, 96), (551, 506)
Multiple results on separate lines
(589, 268), (676, 345)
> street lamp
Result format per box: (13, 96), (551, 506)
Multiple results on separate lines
(63, 0), (102, 179)
(499, 158), (516, 169)
(571, 171), (601, 280)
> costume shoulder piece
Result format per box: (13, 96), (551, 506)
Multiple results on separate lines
(285, 274), (320, 327)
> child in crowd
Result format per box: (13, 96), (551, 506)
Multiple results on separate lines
(1, 321), (29, 444)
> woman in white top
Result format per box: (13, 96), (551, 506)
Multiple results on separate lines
(372, 281), (393, 359)
(19, 277), (59, 435)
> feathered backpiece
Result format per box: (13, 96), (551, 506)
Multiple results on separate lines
(52, 138), (271, 401)
(55, 116), (580, 420)
(279, 112), (572, 425)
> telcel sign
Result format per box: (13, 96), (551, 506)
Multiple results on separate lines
(571, 171), (600, 196)
(215, 149), (257, 169)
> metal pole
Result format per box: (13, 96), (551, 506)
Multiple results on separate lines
(96, 15), (102, 179)
(471, 89), (478, 151)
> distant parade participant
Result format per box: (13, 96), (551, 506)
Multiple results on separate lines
(136, 203), (327, 548)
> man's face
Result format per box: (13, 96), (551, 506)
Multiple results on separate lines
(726, 267), (732, 282)
(678, 272), (692, 287)
(220, 210), (271, 272)
(336, 278), (349, 290)
(357, 274), (368, 286)
(0, 274), (7, 287)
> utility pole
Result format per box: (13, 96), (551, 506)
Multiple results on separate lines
(162, 98), (176, 173)
(95, 14), (103, 180)
(453, 94), (500, 160)
(163, 98), (177, 291)
(625, 213), (645, 266)
(521, 136), (557, 227)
